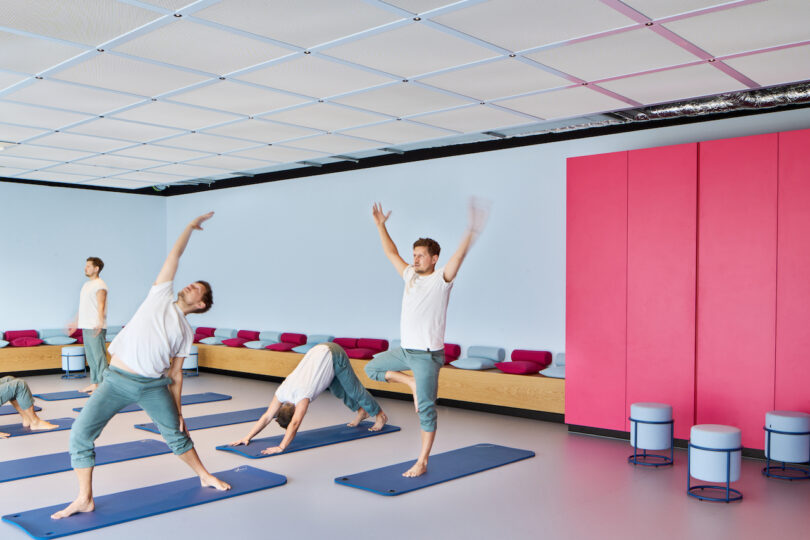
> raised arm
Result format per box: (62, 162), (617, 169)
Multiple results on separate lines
(372, 203), (408, 276)
(155, 212), (214, 285)
(443, 198), (489, 283)
(260, 398), (310, 455)
(229, 396), (282, 446)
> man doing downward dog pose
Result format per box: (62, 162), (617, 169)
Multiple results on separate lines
(52, 212), (230, 520)
(365, 200), (486, 477)
(0, 376), (57, 438)
(230, 342), (387, 454)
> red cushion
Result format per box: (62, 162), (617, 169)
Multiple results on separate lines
(11, 337), (44, 347)
(266, 342), (297, 352)
(333, 337), (357, 348)
(444, 343), (461, 363)
(357, 338), (388, 352)
(237, 330), (260, 341)
(346, 348), (377, 360)
(5, 330), (37, 341)
(495, 361), (543, 375)
(195, 327), (216, 338)
(510, 349), (552, 369)
(222, 338), (248, 348)
(280, 333), (307, 346)
(74, 334), (84, 344)
(193, 333), (205, 343)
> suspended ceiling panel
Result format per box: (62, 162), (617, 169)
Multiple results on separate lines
(0, 143), (93, 162)
(0, 155), (60, 171)
(339, 120), (456, 145)
(83, 177), (154, 189)
(185, 154), (275, 172)
(29, 132), (131, 153)
(146, 162), (232, 178)
(0, 29), (86, 74)
(385, 1), (458, 14)
(18, 171), (95, 183)
(66, 118), (184, 143)
(76, 153), (168, 170)
(110, 101), (240, 130)
(723, 44), (810, 88)
(201, 119), (320, 144)
(0, 123), (49, 143)
(4, 80), (145, 115)
(231, 145), (330, 163)
(414, 104), (534, 133)
(110, 170), (189, 184)
(332, 83), (473, 117)
(285, 133), (387, 155)
(168, 80), (309, 115)
(0, 71), (27, 92)
(262, 103), (389, 132)
(111, 144), (212, 163)
(44, 163), (129, 177)
(620, 1), (735, 20)
(158, 132), (257, 153)
(0, 101), (92, 130)
(496, 86), (633, 120)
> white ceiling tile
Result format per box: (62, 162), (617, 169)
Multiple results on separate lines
(114, 20), (292, 76)
(0, 30), (87, 74)
(496, 86), (631, 120)
(333, 83), (471, 117)
(76, 153), (167, 170)
(5, 79), (144, 115)
(186, 154), (275, 171)
(339, 120), (455, 144)
(432, 0), (636, 52)
(621, 1), (736, 19)
(195, 0), (401, 48)
(0, 123), (49, 142)
(236, 55), (394, 99)
(0, 155), (59, 170)
(663, 0), (810, 57)
(232, 145), (329, 163)
(385, 1), (458, 14)
(113, 144), (212, 162)
(527, 28), (700, 82)
(324, 23), (498, 78)
(0, 167), (29, 177)
(0, 100), (94, 130)
(109, 170), (188, 183)
(598, 63), (747, 105)
(31, 132), (131, 153)
(420, 58), (570, 100)
(169, 80), (310, 115)
(82, 178), (153, 189)
(0, 71), (28, 91)
(147, 163), (232, 177)
(111, 101), (240, 130)
(158, 132), (256, 153)
(138, 0), (196, 10)
(66, 118), (184, 143)
(18, 171), (95, 183)
(45, 163), (128, 177)
(1, 143), (93, 162)
(414, 104), (532, 133)
(53, 53), (211, 97)
(284, 134), (385, 154)
(724, 44), (810, 88)
(261, 103), (389, 131)
(0, 0), (162, 46)
(202, 119), (319, 143)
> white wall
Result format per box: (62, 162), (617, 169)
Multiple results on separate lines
(0, 182), (166, 332)
(167, 107), (810, 356)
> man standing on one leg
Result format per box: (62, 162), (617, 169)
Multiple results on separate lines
(365, 200), (487, 477)
(0, 376), (57, 438)
(230, 342), (388, 454)
(52, 212), (230, 520)
(68, 257), (108, 394)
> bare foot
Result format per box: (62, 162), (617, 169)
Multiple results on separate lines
(29, 419), (59, 431)
(51, 496), (94, 519)
(200, 474), (231, 491)
(0, 431), (9, 439)
(80, 384), (98, 394)
(369, 411), (388, 432)
(402, 461), (427, 477)
(347, 408), (369, 427)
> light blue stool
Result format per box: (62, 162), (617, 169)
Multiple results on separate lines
(763, 411), (810, 480)
(61, 346), (87, 379)
(687, 424), (742, 502)
(628, 402), (674, 467)
(182, 345), (199, 377)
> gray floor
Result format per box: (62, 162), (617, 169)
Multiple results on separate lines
(1, 372), (808, 540)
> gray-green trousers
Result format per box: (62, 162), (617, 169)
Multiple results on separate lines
(0, 376), (34, 410)
(82, 329), (108, 384)
(323, 342), (381, 416)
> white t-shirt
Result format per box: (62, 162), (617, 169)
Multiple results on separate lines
(78, 278), (107, 329)
(108, 281), (193, 378)
(400, 265), (453, 351)
(275, 344), (335, 405)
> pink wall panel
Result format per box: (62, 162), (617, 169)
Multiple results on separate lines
(626, 144), (697, 440)
(565, 151), (627, 430)
(697, 133), (777, 450)
(776, 129), (810, 413)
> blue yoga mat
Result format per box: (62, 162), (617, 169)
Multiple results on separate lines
(134, 407), (266, 434)
(0, 405), (41, 416)
(32, 391), (89, 401)
(72, 392), (232, 413)
(2, 465), (286, 539)
(0, 440), (171, 483)
(216, 422), (401, 458)
(335, 443), (535, 496)
(0, 418), (74, 438)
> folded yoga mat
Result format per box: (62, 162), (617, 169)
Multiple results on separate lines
(216, 422), (401, 458)
(32, 391), (89, 401)
(73, 392), (232, 413)
(0, 405), (41, 416)
(335, 443), (535, 496)
(2, 465), (286, 539)
(0, 418), (74, 438)
(134, 407), (266, 434)
(0, 440), (171, 483)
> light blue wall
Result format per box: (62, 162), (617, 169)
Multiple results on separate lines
(0, 182), (166, 332)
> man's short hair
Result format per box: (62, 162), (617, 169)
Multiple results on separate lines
(276, 402), (296, 429)
(86, 257), (104, 273)
(413, 238), (440, 257)
(191, 280), (213, 314)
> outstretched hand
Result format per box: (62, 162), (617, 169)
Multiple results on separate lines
(190, 211), (214, 231)
(468, 197), (490, 235)
(260, 446), (284, 455)
(372, 203), (391, 227)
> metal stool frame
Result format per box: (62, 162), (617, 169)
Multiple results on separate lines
(627, 416), (674, 467)
(687, 442), (743, 502)
(762, 426), (810, 480)
(61, 352), (87, 380)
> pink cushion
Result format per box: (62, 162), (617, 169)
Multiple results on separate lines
(74, 334), (84, 344)
(5, 330), (37, 341)
(193, 333), (205, 343)
(444, 343), (461, 363)
(266, 342), (297, 352)
(495, 361), (543, 375)
(280, 333), (307, 346)
(11, 337), (43, 347)
(346, 348), (377, 360)
(237, 330), (260, 341)
(222, 338), (248, 348)
(357, 338), (388, 352)
(333, 337), (357, 349)
(69, 329), (82, 339)
(510, 349), (552, 369)
(195, 327), (216, 338)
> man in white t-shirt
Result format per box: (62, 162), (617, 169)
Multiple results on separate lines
(52, 212), (231, 520)
(229, 342), (387, 454)
(365, 200), (487, 477)
(68, 257), (108, 393)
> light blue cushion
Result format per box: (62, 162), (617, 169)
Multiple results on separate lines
(259, 331), (282, 343)
(306, 334), (334, 345)
(540, 366), (565, 379)
(38, 328), (68, 339)
(44, 336), (78, 346)
(214, 328), (237, 339)
(244, 340), (275, 350)
(292, 343), (318, 354)
(199, 336), (222, 345)
(0, 340), (8, 348)
(451, 357), (497, 370)
(466, 346), (506, 362)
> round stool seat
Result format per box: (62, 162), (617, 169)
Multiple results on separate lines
(182, 346), (199, 370)
(61, 346), (85, 356)
(61, 346), (86, 370)
(765, 411), (810, 463)
(630, 403), (673, 450)
(690, 424), (741, 483)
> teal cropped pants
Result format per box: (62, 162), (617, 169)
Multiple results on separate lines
(69, 366), (192, 469)
(82, 329), (108, 384)
(323, 342), (381, 416)
(0, 376), (34, 410)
